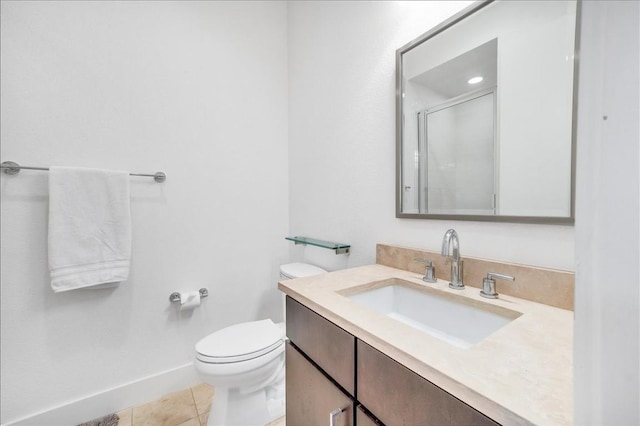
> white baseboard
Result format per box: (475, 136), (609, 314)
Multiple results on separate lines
(2, 362), (200, 426)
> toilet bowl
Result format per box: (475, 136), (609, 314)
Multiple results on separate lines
(194, 262), (326, 426)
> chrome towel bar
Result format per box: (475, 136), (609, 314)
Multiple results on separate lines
(1, 161), (166, 183)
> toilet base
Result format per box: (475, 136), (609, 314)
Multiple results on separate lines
(207, 379), (284, 426)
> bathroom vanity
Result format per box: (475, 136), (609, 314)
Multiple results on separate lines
(280, 264), (573, 425)
(286, 296), (497, 425)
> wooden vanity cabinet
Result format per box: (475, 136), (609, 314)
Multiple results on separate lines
(286, 296), (355, 395)
(286, 343), (354, 426)
(286, 296), (355, 426)
(357, 340), (499, 426)
(285, 296), (500, 426)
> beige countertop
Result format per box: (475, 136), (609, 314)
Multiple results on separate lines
(278, 264), (573, 426)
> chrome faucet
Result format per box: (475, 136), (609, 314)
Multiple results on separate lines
(441, 229), (464, 290)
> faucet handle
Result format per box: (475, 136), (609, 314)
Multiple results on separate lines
(413, 258), (437, 283)
(480, 272), (515, 299)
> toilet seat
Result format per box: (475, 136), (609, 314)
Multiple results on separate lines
(196, 319), (284, 364)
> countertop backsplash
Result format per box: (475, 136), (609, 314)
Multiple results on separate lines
(376, 244), (574, 311)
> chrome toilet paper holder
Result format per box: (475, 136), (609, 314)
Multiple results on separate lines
(169, 288), (209, 303)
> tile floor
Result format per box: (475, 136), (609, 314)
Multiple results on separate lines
(106, 383), (285, 426)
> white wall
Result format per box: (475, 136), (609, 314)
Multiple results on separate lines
(288, 0), (574, 272)
(574, 1), (640, 423)
(0, 1), (288, 424)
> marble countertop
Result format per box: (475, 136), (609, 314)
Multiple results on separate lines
(278, 264), (573, 426)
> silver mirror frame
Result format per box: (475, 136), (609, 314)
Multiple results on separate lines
(395, 0), (581, 225)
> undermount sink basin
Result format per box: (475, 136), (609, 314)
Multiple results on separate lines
(344, 279), (521, 349)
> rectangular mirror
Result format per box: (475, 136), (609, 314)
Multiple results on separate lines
(396, 0), (579, 224)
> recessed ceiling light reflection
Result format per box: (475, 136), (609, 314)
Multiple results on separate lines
(468, 76), (483, 85)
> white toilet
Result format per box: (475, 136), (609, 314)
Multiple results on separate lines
(194, 262), (327, 426)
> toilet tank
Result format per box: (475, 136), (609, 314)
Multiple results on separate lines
(279, 262), (327, 280)
(279, 263), (326, 323)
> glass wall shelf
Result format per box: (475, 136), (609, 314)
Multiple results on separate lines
(285, 236), (350, 255)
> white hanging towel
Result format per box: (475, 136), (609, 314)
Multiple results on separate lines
(48, 167), (132, 292)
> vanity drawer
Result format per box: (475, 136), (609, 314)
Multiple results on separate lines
(286, 296), (355, 396)
(286, 343), (354, 426)
(357, 340), (499, 426)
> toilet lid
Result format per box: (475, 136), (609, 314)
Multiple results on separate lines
(196, 319), (284, 363)
(280, 263), (327, 279)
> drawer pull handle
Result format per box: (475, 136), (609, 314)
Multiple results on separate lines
(329, 407), (345, 426)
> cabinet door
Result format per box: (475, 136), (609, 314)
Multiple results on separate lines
(286, 296), (355, 396)
(357, 340), (499, 426)
(356, 405), (383, 426)
(286, 342), (354, 426)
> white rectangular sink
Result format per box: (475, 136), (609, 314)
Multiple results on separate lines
(345, 279), (521, 349)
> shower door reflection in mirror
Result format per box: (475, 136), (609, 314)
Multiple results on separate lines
(418, 91), (496, 215)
